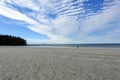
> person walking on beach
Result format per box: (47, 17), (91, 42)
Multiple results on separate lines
(77, 44), (78, 48)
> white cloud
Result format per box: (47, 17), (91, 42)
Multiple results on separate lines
(0, 4), (37, 24)
(81, 0), (120, 34)
(86, 29), (120, 43)
(52, 16), (80, 36)
(28, 25), (72, 43)
(1, 0), (39, 11)
(55, 0), (84, 16)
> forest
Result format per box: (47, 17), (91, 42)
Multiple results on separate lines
(0, 35), (27, 45)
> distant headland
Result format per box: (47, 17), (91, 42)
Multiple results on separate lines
(0, 35), (27, 46)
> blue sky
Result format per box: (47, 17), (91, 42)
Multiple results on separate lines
(0, 0), (120, 44)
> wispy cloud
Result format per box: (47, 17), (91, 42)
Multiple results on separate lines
(0, 0), (120, 43)
(81, 4), (120, 33)
(0, 3), (37, 24)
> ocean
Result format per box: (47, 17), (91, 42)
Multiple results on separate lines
(27, 44), (120, 48)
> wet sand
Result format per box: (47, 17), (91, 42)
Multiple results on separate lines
(0, 46), (120, 80)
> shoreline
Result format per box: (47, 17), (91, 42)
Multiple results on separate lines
(0, 45), (120, 48)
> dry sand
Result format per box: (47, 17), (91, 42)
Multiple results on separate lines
(0, 46), (120, 80)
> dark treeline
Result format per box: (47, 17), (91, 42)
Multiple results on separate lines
(0, 35), (27, 46)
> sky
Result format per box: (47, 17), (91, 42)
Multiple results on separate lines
(0, 0), (120, 44)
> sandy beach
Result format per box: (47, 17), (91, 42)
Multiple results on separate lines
(0, 46), (120, 80)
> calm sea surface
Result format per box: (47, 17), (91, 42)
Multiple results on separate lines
(27, 44), (120, 48)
